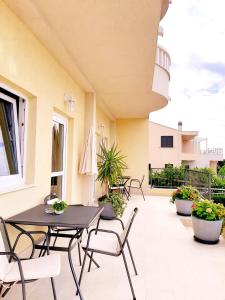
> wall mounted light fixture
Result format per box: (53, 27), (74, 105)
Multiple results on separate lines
(64, 93), (76, 113)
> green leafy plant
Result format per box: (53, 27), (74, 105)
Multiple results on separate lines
(171, 185), (200, 204)
(192, 200), (225, 221)
(150, 165), (186, 187)
(211, 194), (225, 205)
(99, 192), (126, 217)
(211, 175), (225, 188)
(52, 200), (68, 212)
(150, 166), (214, 188)
(218, 165), (225, 177)
(97, 143), (127, 196)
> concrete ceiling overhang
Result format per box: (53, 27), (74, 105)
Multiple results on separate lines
(182, 132), (199, 141)
(4, 0), (169, 119)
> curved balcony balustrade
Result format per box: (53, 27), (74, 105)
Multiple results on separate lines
(152, 45), (171, 103)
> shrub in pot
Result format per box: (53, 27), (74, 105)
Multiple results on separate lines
(97, 143), (127, 219)
(171, 185), (200, 216)
(98, 192), (126, 219)
(192, 200), (225, 244)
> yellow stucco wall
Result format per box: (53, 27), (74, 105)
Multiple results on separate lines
(0, 0), (87, 220)
(95, 105), (113, 197)
(116, 119), (149, 191)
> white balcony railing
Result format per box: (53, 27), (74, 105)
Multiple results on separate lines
(155, 45), (171, 75)
(152, 45), (171, 102)
(200, 148), (223, 156)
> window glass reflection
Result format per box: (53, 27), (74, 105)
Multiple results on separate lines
(51, 121), (64, 172)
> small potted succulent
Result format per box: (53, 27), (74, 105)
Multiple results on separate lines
(192, 199), (225, 244)
(51, 200), (68, 214)
(171, 185), (200, 216)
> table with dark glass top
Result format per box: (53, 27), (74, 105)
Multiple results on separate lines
(6, 204), (103, 300)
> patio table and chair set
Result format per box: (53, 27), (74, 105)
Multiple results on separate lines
(0, 175), (145, 300)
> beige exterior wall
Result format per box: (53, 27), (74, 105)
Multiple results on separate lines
(0, 1), (87, 218)
(182, 139), (195, 153)
(210, 161), (217, 173)
(116, 119), (149, 191)
(149, 121), (181, 168)
(149, 121), (222, 171)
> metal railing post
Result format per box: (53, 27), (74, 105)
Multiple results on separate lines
(149, 164), (152, 188)
(184, 169), (188, 186)
(208, 173), (212, 200)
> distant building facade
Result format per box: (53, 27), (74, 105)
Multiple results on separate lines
(149, 121), (223, 173)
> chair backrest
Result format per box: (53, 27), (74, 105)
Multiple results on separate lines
(140, 175), (145, 187)
(117, 208), (138, 252)
(0, 217), (11, 280)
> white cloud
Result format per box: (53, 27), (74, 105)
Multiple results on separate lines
(151, 0), (225, 152)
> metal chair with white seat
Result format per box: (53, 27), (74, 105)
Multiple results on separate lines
(127, 175), (146, 201)
(78, 208), (138, 300)
(0, 217), (61, 300)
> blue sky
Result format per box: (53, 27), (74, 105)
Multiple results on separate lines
(151, 0), (225, 152)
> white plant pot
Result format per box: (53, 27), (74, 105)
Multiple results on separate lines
(54, 210), (64, 215)
(192, 216), (223, 244)
(175, 199), (193, 216)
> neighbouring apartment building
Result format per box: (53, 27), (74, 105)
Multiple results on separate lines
(0, 0), (171, 250)
(149, 121), (223, 172)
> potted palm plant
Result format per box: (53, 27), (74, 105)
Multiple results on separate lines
(192, 199), (225, 244)
(97, 143), (127, 219)
(171, 185), (200, 216)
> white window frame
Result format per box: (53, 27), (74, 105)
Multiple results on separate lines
(0, 92), (23, 188)
(51, 113), (67, 199)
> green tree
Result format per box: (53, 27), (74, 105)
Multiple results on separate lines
(218, 165), (225, 177)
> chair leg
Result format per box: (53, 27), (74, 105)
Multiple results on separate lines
(78, 242), (82, 266)
(128, 186), (131, 196)
(68, 247), (84, 300)
(127, 241), (138, 275)
(124, 188), (130, 201)
(52, 231), (59, 247)
(39, 236), (47, 257)
(88, 251), (93, 272)
(86, 251), (100, 269)
(121, 250), (136, 300)
(21, 281), (26, 300)
(140, 187), (146, 201)
(76, 247), (88, 295)
(95, 217), (101, 234)
(50, 277), (57, 300)
(1, 283), (13, 297)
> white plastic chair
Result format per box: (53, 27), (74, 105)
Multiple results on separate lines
(0, 217), (61, 300)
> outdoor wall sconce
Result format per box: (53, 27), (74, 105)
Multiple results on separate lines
(64, 93), (76, 113)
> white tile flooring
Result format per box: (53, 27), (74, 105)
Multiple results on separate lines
(4, 195), (225, 300)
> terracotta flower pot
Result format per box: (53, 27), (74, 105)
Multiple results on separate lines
(192, 216), (223, 244)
